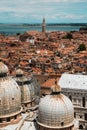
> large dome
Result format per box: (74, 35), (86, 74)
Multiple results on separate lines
(0, 62), (21, 125)
(37, 81), (74, 129)
(0, 78), (21, 117)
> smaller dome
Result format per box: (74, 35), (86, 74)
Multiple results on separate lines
(0, 62), (8, 74)
(15, 69), (36, 108)
(16, 69), (24, 76)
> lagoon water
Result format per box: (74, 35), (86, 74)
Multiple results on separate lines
(0, 24), (83, 35)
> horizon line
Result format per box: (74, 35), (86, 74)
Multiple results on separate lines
(0, 22), (87, 25)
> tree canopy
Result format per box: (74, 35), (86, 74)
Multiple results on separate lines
(78, 44), (86, 52)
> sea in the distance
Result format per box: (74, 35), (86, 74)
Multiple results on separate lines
(0, 23), (87, 35)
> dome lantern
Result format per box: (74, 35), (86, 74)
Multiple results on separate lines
(16, 68), (24, 77)
(51, 79), (61, 95)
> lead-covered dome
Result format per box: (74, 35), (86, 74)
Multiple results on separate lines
(0, 62), (22, 126)
(37, 80), (74, 129)
(15, 68), (36, 110)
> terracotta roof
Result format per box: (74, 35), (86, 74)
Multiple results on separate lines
(41, 78), (60, 88)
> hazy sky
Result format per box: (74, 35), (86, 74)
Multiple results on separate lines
(0, 0), (87, 23)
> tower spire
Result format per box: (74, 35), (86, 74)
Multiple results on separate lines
(42, 17), (46, 32)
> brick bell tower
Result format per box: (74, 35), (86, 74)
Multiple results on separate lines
(42, 17), (46, 32)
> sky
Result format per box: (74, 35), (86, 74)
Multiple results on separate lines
(0, 0), (87, 23)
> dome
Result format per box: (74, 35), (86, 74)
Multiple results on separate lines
(21, 83), (35, 104)
(38, 94), (74, 129)
(0, 62), (21, 125)
(0, 62), (8, 74)
(0, 78), (21, 117)
(37, 81), (74, 129)
(15, 69), (36, 109)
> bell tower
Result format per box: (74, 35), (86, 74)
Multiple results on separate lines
(42, 17), (46, 32)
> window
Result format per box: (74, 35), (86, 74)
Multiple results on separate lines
(0, 119), (2, 123)
(25, 104), (27, 107)
(80, 115), (82, 118)
(79, 125), (83, 129)
(12, 98), (14, 100)
(7, 117), (10, 122)
(74, 112), (76, 118)
(0, 99), (1, 105)
(61, 122), (64, 126)
(85, 113), (87, 121)
(83, 97), (85, 107)
(69, 95), (72, 101)
(14, 115), (17, 119)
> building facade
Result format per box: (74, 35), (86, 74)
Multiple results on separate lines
(59, 73), (87, 129)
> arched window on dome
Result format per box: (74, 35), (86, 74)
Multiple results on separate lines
(61, 122), (64, 126)
(79, 124), (83, 129)
(74, 112), (76, 118)
(14, 115), (17, 119)
(69, 95), (72, 101)
(0, 119), (2, 123)
(0, 99), (1, 105)
(7, 117), (10, 122)
(12, 98), (14, 100)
